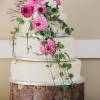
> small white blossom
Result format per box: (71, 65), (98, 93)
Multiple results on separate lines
(42, 0), (49, 4)
(48, 0), (57, 8)
(58, 5), (63, 12)
(33, 12), (39, 18)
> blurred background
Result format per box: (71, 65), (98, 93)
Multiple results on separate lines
(0, 0), (100, 100)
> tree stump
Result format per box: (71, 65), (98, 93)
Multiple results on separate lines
(10, 82), (84, 100)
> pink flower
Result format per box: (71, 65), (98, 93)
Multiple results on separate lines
(26, 0), (42, 6)
(32, 16), (48, 31)
(40, 39), (56, 54)
(34, 4), (47, 14)
(55, 0), (61, 5)
(21, 5), (34, 18)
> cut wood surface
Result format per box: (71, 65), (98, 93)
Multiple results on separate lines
(10, 82), (84, 100)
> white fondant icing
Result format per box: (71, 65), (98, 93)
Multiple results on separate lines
(15, 37), (77, 59)
(11, 59), (81, 83)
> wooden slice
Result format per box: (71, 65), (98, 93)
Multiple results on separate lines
(10, 82), (84, 100)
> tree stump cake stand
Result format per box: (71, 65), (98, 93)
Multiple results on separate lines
(9, 76), (85, 100)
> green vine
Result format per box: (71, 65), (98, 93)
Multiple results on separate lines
(10, 17), (25, 57)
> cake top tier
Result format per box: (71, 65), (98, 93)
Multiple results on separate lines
(8, 0), (74, 36)
(20, 0), (74, 35)
(21, 13), (69, 36)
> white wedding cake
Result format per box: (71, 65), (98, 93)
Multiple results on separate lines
(10, 13), (81, 83)
(8, 0), (84, 99)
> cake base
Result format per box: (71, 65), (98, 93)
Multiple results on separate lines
(10, 82), (84, 100)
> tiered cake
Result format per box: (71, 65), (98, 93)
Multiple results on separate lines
(9, 0), (84, 99)
(10, 13), (81, 83)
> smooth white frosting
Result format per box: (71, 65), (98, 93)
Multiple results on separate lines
(15, 36), (77, 59)
(22, 13), (67, 34)
(11, 59), (81, 83)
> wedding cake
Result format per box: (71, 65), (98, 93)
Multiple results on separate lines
(10, 13), (81, 83)
(8, 0), (83, 99)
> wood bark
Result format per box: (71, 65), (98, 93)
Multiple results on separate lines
(10, 82), (84, 100)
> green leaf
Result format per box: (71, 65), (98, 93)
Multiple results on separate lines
(74, 93), (78, 98)
(45, 30), (50, 35)
(44, 52), (48, 55)
(71, 28), (74, 31)
(59, 53), (64, 59)
(65, 28), (72, 35)
(12, 36), (16, 40)
(29, 20), (33, 31)
(51, 31), (56, 38)
(29, 26), (33, 31)
(56, 58), (60, 63)
(16, 17), (20, 22)
(53, 77), (55, 80)
(62, 63), (72, 69)
(55, 54), (59, 58)
(59, 64), (63, 68)
(26, 33), (29, 37)
(64, 52), (70, 58)
(39, 31), (44, 36)
(46, 65), (49, 67)
(66, 63), (72, 69)
(62, 63), (67, 68)
(62, 22), (67, 30)
(68, 73), (74, 79)
(46, 11), (53, 16)
(14, 27), (19, 32)
(20, 18), (25, 24)
(30, 46), (32, 50)
(50, 63), (52, 67)
(57, 42), (65, 49)
(62, 84), (68, 90)
(60, 72), (64, 77)
(52, 15), (58, 21)
(42, 41), (48, 45)
(10, 31), (15, 34)
(16, 17), (25, 24)
(35, 31), (40, 35)
(73, 83), (77, 87)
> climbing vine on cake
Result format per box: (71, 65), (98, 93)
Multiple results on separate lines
(8, 0), (78, 99)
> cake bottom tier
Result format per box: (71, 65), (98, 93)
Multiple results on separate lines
(11, 59), (81, 83)
(10, 82), (84, 100)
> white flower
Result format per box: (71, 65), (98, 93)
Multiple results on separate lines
(58, 5), (63, 12)
(33, 12), (39, 18)
(48, 0), (57, 8)
(42, 0), (57, 8)
(42, 0), (49, 4)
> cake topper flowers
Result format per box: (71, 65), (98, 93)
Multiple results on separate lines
(8, 0), (78, 99)
(21, 5), (34, 18)
(40, 39), (56, 54)
(32, 16), (48, 31)
(34, 3), (47, 14)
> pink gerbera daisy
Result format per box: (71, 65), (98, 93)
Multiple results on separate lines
(32, 16), (48, 31)
(40, 39), (56, 54)
(21, 5), (34, 18)
(34, 4), (47, 14)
